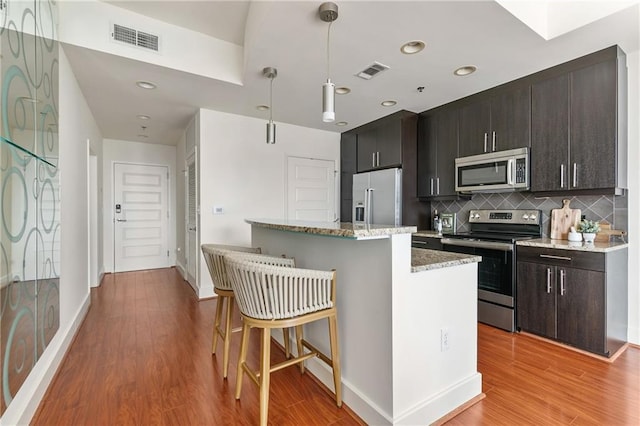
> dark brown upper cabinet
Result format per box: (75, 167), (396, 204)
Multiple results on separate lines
(340, 131), (357, 222)
(458, 85), (530, 157)
(417, 107), (459, 199)
(531, 46), (627, 195)
(356, 118), (402, 172)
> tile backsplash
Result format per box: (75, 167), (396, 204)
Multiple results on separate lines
(431, 192), (628, 238)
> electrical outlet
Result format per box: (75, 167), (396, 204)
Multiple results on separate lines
(213, 206), (224, 215)
(441, 328), (450, 352)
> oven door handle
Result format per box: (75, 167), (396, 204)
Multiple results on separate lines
(441, 238), (514, 252)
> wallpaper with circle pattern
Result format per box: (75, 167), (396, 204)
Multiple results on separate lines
(0, 0), (59, 415)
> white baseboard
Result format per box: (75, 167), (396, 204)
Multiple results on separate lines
(2, 292), (91, 425)
(394, 373), (482, 425)
(273, 333), (482, 425)
(175, 261), (187, 279)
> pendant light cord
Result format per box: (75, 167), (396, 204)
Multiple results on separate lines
(326, 21), (333, 80)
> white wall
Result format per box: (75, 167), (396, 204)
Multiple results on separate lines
(102, 139), (177, 272)
(2, 46), (103, 425)
(626, 48), (639, 344)
(58, 0), (242, 84)
(196, 109), (340, 298)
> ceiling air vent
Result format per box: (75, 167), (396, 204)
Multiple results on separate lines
(356, 62), (390, 80)
(111, 24), (160, 52)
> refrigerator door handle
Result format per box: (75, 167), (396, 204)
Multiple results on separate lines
(366, 188), (374, 224)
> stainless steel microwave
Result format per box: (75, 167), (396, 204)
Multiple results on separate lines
(455, 147), (529, 193)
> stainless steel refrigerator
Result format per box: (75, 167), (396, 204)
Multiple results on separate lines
(352, 168), (402, 225)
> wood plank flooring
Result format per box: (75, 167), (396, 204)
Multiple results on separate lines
(32, 268), (639, 425)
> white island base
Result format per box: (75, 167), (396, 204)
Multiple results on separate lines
(249, 220), (482, 425)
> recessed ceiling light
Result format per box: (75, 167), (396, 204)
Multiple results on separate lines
(454, 66), (477, 76)
(256, 105), (270, 111)
(335, 121), (348, 126)
(136, 80), (157, 89)
(137, 114), (151, 120)
(381, 100), (397, 107)
(335, 87), (351, 95)
(400, 40), (425, 54)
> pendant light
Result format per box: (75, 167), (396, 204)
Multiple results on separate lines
(263, 67), (277, 144)
(319, 2), (338, 123)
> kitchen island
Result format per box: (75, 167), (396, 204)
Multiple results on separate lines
(247, 219), (482, 425)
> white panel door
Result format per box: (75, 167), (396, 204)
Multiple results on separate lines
(185, 151), (198, 287)
(114, 163), (169, 272)
(287, 157), (336, 221)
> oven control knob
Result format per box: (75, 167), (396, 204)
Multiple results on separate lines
(522, 214), (529, 220)
(473, 213), (480, 219)
(529, 213), (537, 221)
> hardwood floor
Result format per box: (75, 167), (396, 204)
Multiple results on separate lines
(32, 268), (639, 425)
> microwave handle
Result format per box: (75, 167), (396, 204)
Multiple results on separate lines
(507, 159), (514, 185)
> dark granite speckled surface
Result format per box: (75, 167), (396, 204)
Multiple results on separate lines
(246, 218), (417, 239)
(411, 248), (481, 272)
(516, 238), (628, 253)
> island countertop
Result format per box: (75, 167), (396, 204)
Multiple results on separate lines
(411, 248), (481, 272)
(246, 218), (417, 239)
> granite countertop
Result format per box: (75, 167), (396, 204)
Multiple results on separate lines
(413, 230), (443, 238)
(411, 248), (481, 272)
(517, 238), (628, 253)
(246, 218), (417, 240)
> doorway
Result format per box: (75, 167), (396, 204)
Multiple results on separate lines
(113, 162), (170, 272)
(286, 157), (337, 221)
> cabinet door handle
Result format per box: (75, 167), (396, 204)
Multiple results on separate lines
(436, 177), (440, 195)
(372, 152), (376, 168)
(559, 269), (566, 296)
(560, 164), (565, 188)
(376, 151), (380, 167)
(540, 254), (572, 261)
(430, 178), (434, 196)
(546, 268), (552, 293)
(483, 132), (488, 153)
(572, 163), (578, 188)
(116, 219), (128, 222)
(492, 131), (496, 151)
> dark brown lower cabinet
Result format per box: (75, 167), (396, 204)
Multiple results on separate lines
(516, 246), (627, 357)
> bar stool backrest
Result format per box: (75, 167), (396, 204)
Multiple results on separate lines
(225, 254), (335, 321)
(201, 244), (261, 292)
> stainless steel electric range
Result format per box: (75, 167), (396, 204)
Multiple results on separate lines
(440, 209), (542, 332)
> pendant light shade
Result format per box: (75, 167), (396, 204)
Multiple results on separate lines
(266, 121), (276, 144)
(319, 2), (338, 123)
(322, 79), (335, 122)
(263, 67), (277, 144)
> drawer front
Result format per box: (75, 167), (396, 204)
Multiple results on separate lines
(517, 246), (605, 272)
(412, 236), (443, 251)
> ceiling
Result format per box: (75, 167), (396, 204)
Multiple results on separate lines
(63, 1), (640, 146)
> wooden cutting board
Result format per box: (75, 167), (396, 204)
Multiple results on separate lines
(550, 199), (581, 240)
(594, 220), (627, 242)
